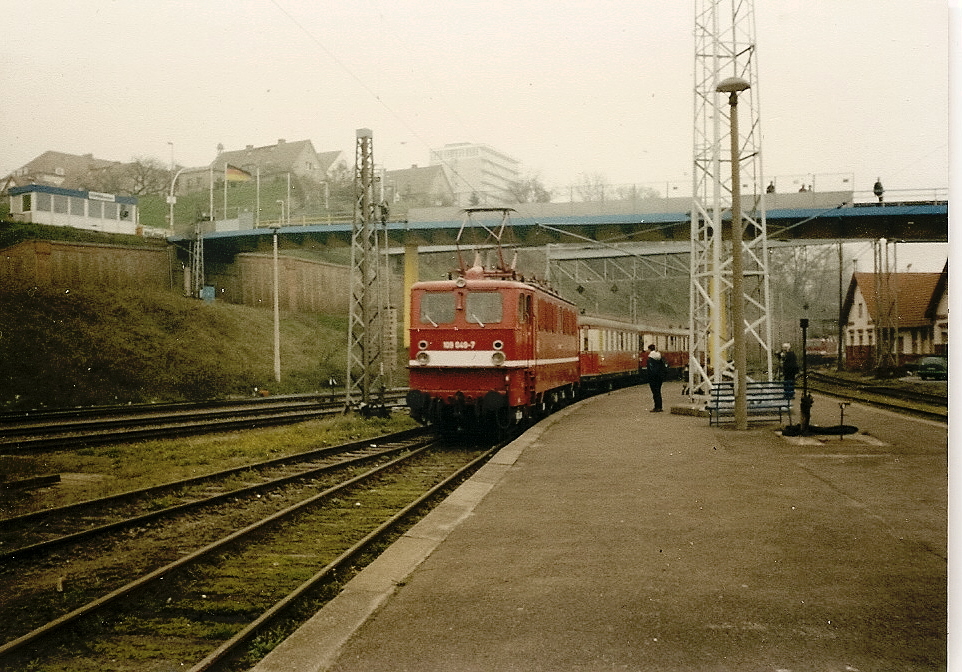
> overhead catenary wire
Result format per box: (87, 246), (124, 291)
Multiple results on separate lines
(267, 0), (484, 197)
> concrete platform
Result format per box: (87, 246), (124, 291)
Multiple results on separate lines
(251, 382), (947, 672)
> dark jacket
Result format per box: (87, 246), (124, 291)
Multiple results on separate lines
(647, 352), (668, 382)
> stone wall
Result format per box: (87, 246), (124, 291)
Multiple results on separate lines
(206, 253), (350, 314)
(0, 240), (173, 291)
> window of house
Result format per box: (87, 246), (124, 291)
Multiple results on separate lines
(21, 194), (31, 211)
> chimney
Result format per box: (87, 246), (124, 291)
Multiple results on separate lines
(246, 145), (254, 150)
(277, 138), (286, 145)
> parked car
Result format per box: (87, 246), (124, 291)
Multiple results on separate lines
(914, 356), (948, 381)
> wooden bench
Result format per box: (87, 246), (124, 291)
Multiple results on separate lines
(707, 380), (795, 426)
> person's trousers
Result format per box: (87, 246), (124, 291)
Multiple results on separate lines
(649, 380), (663, 410)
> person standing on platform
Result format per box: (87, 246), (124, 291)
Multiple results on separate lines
(778, 342), (799, 382)
(646, 343), (667, 412)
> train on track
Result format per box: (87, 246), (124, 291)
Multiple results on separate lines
(405, 208), (688, 437)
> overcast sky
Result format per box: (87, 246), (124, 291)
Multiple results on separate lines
(0, 1), (950, 201)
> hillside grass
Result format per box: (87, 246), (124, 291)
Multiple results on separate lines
(0, 286), (348, 409)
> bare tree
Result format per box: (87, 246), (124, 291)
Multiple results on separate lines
(505, 174), (553, 203)
(326, 160), (356, 212)
(125, 156), (171, 196)
(77, 156), (170, 196)
(614, 184), (661, 200)
(575, 173), (609, 202)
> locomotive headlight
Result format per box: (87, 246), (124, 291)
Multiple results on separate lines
(418, 340), (429, 350)
(416, 351), (430, 366)
(493, 340), (504, 350)
(491, 351), (506, 366)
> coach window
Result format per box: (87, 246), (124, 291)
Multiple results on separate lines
(53, 195), (68, 214)
(70, 197), (85, 216)
(36, 192), (51, 212)
(466, 292), (503, 325)
(21, 194), (31, 212)
(420, 292), (455, 325)
(88, 200), (103, 219)
(103, 201), (119, 220)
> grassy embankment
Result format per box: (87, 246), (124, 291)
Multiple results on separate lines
(0, 285), (348, 410)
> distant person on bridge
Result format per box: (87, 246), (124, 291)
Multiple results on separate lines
(646, 344), (667, 412)
(778, 343), (799, 382)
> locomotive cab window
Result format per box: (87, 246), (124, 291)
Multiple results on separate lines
(419, 292), (455, 325)
(518, 293), (532, 324)
(466, 292), (503, 325)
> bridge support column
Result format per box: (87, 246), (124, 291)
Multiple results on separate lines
(403, 243), (419, 349)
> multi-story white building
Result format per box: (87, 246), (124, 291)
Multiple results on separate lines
(429, 143), (520, 206)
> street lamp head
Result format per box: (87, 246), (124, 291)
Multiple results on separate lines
(715, 76), (751, 93)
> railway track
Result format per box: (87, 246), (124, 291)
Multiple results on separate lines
(0, 427), (429, 562)
(0, 390), (407, 454)
(806, 371), (947, 421)
(0, 428), (498, 670)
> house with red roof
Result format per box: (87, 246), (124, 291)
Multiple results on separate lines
(841, 263), (948, 370)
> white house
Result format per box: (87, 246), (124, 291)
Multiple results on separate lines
(841, 265), (947, 369)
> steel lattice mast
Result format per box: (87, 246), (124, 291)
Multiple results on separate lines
(346, 128), (386, 407)
(190, 218), (204, 298)
(689, 0), (772, 395)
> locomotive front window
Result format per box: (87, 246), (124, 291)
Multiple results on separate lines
(466, 292), (503, 325)
(419, 292), (455, 325)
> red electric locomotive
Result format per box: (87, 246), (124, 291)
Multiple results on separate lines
(406, 262), (580, 436)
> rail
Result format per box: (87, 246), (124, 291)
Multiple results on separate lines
(0, 390), (408, 453)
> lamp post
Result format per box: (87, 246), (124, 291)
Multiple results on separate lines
(272, 200), (284, 384)
(167, 166), (187, 233)
(716, 76), (750, 430)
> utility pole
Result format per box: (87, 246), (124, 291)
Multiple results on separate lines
(690, 0), (773, 401)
